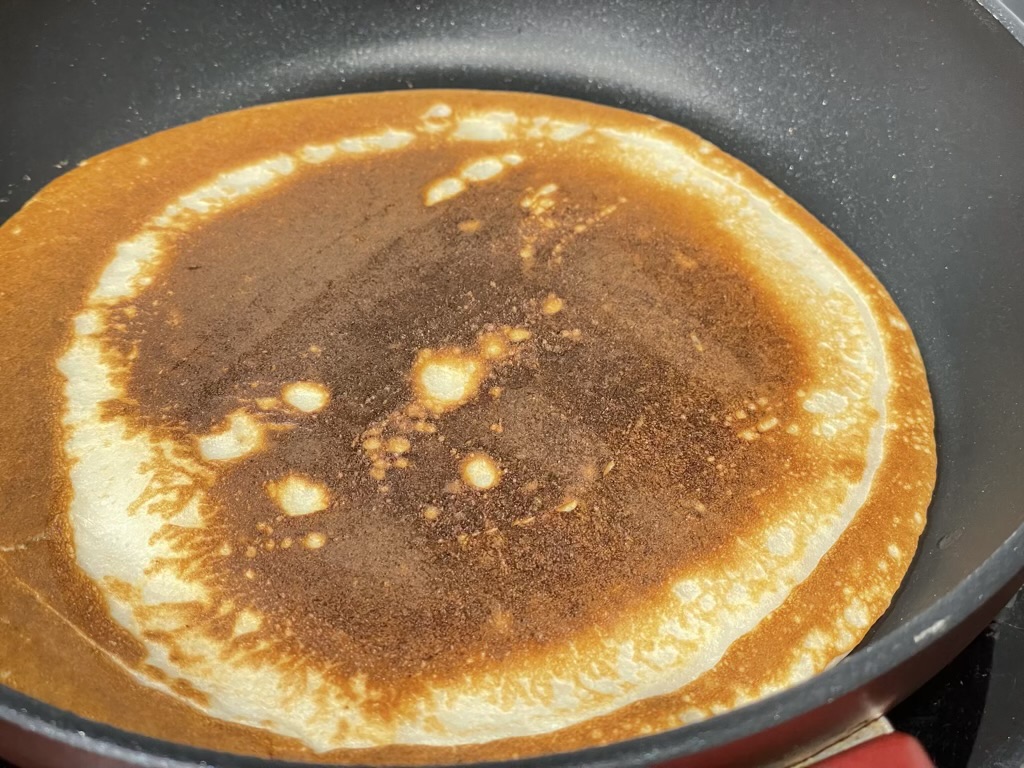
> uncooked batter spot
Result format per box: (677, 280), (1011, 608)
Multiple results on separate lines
(478, 331), (509, 360)
(541, 293), (565, 315)
(411, 348), (487, 414)
(196, 410), (264, 462)
(267, 474), (330, 516)
(386, 436), (411, 455)
(460, 453), (502, 491)
(303, 532), (327, 550)
(281, 381), (330, 413)
(461, 157), (504, 182)
(425, 177), (466, 206)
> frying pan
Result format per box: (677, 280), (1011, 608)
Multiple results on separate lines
(1, 1), (1023, 766)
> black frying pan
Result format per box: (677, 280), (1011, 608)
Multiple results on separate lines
(1, 1), (1023, 766)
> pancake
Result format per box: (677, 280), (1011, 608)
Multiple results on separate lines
(0, 90), (935, 762)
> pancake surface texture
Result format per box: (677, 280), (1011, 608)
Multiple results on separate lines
(0, 91), (935, 763)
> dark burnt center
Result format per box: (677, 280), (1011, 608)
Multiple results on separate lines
(107, 142), (809, 681)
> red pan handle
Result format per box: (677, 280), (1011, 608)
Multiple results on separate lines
(814, 732), (934, 767)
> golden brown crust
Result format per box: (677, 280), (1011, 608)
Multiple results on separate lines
(0, 90), (934, 763)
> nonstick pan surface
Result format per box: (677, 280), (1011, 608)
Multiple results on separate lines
(1, 1), (1023, 766)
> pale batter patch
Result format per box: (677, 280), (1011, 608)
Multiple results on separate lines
(424, 154), (524, 206)
(460, 453), (502, 491)
(196, 410), (265, 462)
(267, 474), (330, 517)
(411, 349), (487, 414)
(281, 381), (330, 414)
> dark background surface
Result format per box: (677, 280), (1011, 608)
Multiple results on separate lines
(889, 587), (1024, 768)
